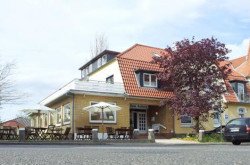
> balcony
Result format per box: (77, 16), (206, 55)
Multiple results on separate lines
(41, 79), (125, 105)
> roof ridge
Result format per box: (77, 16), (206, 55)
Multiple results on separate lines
(135, 43), (164, 51)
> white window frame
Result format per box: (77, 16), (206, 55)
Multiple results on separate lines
(63, 103), (71, 125)
(56, 107), (62, 126)
(143, 73), (157, 87)
(89, 101), (117, 124)
(238, 107), (247, 118)
(238, 83), (245, 101)
(180, 115), (192, 127)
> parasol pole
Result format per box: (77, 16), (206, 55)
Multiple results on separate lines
(102, 107), (104, 140)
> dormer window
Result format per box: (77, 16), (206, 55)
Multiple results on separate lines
(230, 81), (246, 102)
(102, 55), (107, 64)
(135, 70), (158, 88)
(143, 73), (157, 87)
(238, 83), (245, 101)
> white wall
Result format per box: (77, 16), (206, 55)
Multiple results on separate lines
(88, 60), (123, 83)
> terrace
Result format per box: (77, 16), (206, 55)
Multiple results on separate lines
(40, 79), (125, 105)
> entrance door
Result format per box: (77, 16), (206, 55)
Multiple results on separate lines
(138, 112), (147, 132)
(132, 111), (147, 133)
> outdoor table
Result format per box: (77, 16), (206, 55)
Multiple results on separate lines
(115, 128), (130, 139)
(76, 127), (92, 140)
(115, 128), (134, 139)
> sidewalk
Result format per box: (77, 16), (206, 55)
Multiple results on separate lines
(155, 139), (199, 145)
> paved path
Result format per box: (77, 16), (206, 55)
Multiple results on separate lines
(155, 139), (199, 144)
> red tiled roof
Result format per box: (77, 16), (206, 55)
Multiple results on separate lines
(117, 44), (165, 62)
(230, 44), (250, 77)
(224, 81), (239, 103)
(117, 44), (172, 99)
(230, 56), (246, 68)
(235, 62), (250, 77)
(117, 44), (247, 102)
(226, 64), (246, 82)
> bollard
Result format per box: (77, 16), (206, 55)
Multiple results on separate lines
(19, 128), (25, 142)
(133, 129), (139, 139)
(148, 129), (155, 143)
(92, 129), (99, 142)
(198, 130), (204, 142)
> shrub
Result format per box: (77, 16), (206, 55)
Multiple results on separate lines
(201, 133), (224, 142)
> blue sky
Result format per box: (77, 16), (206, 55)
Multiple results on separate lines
(0, 0), (250, 121)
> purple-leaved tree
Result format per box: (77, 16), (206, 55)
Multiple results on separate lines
(154, 37), (231, 132)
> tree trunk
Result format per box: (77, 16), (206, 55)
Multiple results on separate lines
(193, 117), (200, 134)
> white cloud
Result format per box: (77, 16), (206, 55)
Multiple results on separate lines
(227, 38), (250, 59)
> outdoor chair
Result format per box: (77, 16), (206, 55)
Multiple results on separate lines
(83, 127), (92, 140)
(117, 127), (127, 139)
(76, 127), (85, 140)
(43, 125), (55, 140)
(106, 127), (116, 139)
(126, 127), (134, 139)
(9, 127), (19, 140)
(25, 127), (37, 140)
(60, 127), (71, 140)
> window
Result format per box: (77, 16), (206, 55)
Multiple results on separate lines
(97, 58), (102, 68)
(143, 73), (157, 87)
(56, 107), (62, 125)
(213, 110), (221, 127)
(102, 55), (107, 64)
(63, 103), (71, 124)
(238, 83), (245, 101)
(92, 61), (98, 71)
(238, 107), (246, 118)
(86, 66), (89, 74)
(106, 75), (114, 84)
(89, 102), (117, 123)
(180, 115), (192, 126)
(81, 69), (86, 78)
(89, 64), (92, 73)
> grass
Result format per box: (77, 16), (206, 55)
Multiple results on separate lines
(177, 133), (224, 143)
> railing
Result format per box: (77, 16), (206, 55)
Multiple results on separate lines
(74, 80), (125, 94)
(40, 79), (125, 105)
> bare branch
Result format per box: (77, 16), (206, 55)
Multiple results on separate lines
(90, 33), (109, 57)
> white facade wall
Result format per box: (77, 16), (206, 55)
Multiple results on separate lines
(88, 60), (123, 83)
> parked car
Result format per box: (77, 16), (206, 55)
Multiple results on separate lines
(224, 118), (250, 145)
(204, 126), (225, 135)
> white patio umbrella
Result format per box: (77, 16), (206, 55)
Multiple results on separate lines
(83, 102), (121, 140)
(21, 104), (56, 127)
